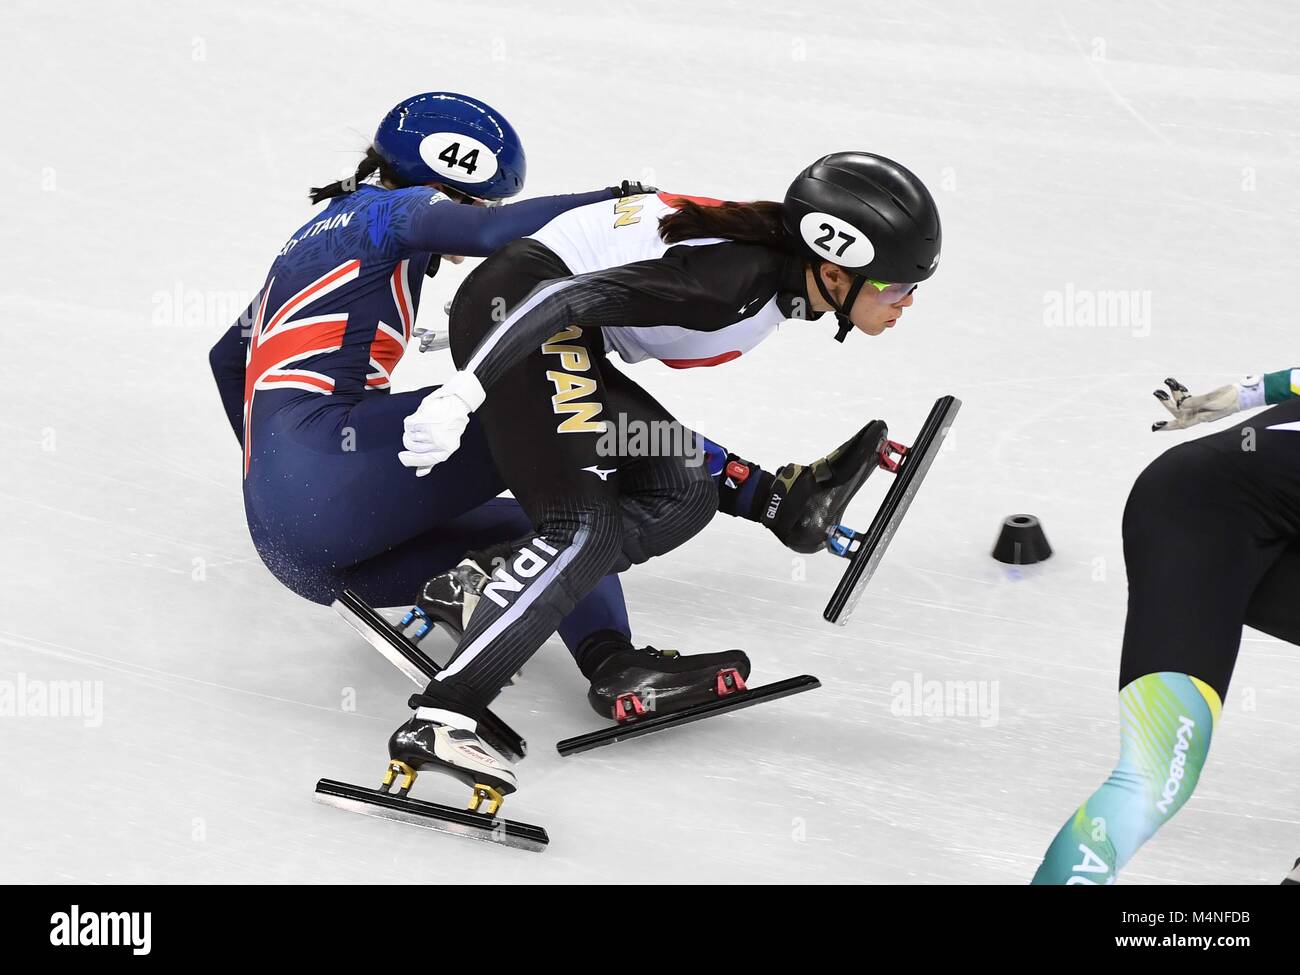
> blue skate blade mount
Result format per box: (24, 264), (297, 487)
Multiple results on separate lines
(823, 395), (962, 625)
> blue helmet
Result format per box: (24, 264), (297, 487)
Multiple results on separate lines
(372, 92), (526, 200)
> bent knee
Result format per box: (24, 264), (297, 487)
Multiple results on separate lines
(675, 475), (720, 538)
(635, 476), (718, 562)
(536, 498), (627, 577)
(255, 543), (340, 605)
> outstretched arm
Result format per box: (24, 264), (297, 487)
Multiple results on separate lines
(391, 185), (637, 257)
(1151, 369), (1299, 431)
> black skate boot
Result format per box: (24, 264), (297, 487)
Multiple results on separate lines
(585, 642), (752, 721)
(402, 558), (488, 644)
(383, 707), (518, 816)
(761, 419), (890, 553)
(405, 557), (528, 685)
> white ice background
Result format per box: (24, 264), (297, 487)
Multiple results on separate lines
(1, 0), (1297, 883)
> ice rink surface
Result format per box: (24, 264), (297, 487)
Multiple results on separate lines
(2, 0), (1297, 883)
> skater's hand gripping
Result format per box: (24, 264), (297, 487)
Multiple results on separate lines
(608, 179), (659, 197)
(414, 299), (455, 353)
(414, 326), (450, 353)
(399, 371), (486, 475)
(1151, 375), (1263, 431)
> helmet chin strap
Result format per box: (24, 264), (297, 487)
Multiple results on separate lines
(812, 264), (867, 343)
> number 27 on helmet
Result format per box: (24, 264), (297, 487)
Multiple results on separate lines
(783, 151), (940, 340)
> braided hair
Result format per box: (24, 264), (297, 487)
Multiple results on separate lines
(308, 146), (404, 204)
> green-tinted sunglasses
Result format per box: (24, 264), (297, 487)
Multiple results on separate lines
(865, 279), (918, 303)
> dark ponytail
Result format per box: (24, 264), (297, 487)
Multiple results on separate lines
(659, 198), (785, 247)
(308, 146), (402, 205)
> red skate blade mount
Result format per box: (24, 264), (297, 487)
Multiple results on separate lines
(877, 439), (910, 473)
(557, 675), (821, 757)
(613, 692), (648, 722)
(715, 667), (748, 696)
(611, 667), (750, 725)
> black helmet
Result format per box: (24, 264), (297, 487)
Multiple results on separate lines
(784, 152), (941, 340)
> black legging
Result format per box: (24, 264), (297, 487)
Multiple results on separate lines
(420, 240), (716, 714)
(1119, 399), (1300, 698)
(1245, 542), (1300, 645)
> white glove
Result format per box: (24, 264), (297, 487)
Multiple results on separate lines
(1151, 375), (1264, 431)
(398, 371), (486, 475)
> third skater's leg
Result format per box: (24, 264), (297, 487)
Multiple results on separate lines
(1244, 541), (1300, 646)
(1033, 402), (1300, 883)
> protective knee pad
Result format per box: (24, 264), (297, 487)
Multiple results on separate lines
(1031, 672), (1220, 885)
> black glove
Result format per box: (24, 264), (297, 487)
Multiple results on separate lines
(609, 179), (658, 197)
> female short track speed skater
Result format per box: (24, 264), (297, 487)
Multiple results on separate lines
(207, 91), (878, 702)
(206, 91), (650, 666)
(383, 152), (942, 812)
(1033, 368), (1300, 884)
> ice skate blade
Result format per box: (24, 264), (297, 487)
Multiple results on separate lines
(824, 394), (961, 625)
(332, 594), (434, 687)
(314, 779), (548, 853)
(558, 675), (821, 757)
